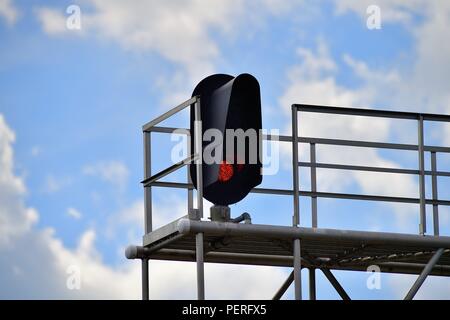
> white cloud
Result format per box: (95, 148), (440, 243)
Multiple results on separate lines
(0, 0), (18, 25)
(0, 114), (287, 299)
(42, 174), (72, 194)
(35, 0), (306, 106)
(83, 160), (129, 191)
(35, 7), (68, 35)
(30, 146), (42, 157)
(334, 0), (427, 25)
(278, 40), (419, 229)
(67, 207), (82, 220)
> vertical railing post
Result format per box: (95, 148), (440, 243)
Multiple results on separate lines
(187, 131), (194, 219)
(196, 232), (205, 300)
(292, 106), (300, 227)
(144, 131), (152, 233)
(142, 258), (149, 300)
(293, 238), (302, 300)
(310, 143), (318, 228)
(431, 151), (439, 236)
(418, 115), (426, 235)
(142, 130), (152, 300)
(194, 98), (203, 219)
(309, 268), (316, 300)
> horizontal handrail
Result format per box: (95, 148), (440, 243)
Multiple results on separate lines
(142, 96), (199, 132)
(141, 154), (197, 187)
(150, 126), (450, 153)
(149, 181), (450, 206)
(298, 161), (450, 177)
(293, 104), (450, 122)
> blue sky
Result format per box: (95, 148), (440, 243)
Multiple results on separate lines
(1, 0), (450, 299)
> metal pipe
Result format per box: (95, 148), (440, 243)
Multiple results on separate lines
(141, 154), (196, 187)
(309, 268), (316, 300)
(231, 212), (252, 224)
(144, 248), (450, 276)
(431, 152), (439, 236)
(196, 233), (205, 300)
(273, 271), (294, 300)
(418, 115), (426, 235)
(150, 181), (450, 206)
(321, 268), (350, 300)
(404, 248), (445, 300)
(292, 106), (300, 226)
(293, 239), (302, 300)
(150, 125), (450, 154)
(310, 144), (317, 228)
(143, 132), (152, 234)
(293, 103), (450, 122)
(194, 99), (203, 219)
(177, 219), (450, 248)
(142, 259), (149, 300)
(142, 96), (198, 132)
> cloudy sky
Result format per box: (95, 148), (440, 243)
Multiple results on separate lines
(1, 0), (450, 299)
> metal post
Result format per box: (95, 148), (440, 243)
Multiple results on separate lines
(196, 232), (205, 300)
(309, 268), (316, 300)
(194, 99), (203, 219)
(273, 271), (294, 300)
(431, 151), (439, 236)
(292, 106), (300, 226)
(142, 131), (152, 301)
(321, 268), (350, 300)
(404, 248), (445, 300)
(187, 136), (194, 219)
(418, 115), (426, 235)
(310, 143), (318, 228)
(143, 131), (152, 233)
(142, 259), (149, 300)
(293, 238), (302, 300)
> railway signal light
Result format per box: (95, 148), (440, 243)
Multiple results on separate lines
(190, 73), (263, 206)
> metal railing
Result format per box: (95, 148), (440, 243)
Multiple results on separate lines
(141, 99), (450, 238)
(137, 98), (450, 300)
(291, 104), (450, 236)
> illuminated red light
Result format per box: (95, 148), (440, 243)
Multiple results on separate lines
(218, 161), (234, 182)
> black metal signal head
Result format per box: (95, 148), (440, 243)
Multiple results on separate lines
(190, 73), (263, 206)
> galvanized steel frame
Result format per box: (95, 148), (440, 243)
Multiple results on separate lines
(133, 100), (450, 300)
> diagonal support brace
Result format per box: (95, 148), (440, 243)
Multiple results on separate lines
(404, 248), (445, 300)
(273, 271), (294, 300)
(321, 268), (351, 300)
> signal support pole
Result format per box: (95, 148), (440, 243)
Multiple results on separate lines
(293, 238), (302, 300)
(196, 232), (205, 300)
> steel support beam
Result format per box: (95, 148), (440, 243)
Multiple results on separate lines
(293, 239), (302, 300)
(142, 259), (149, 300)
(321, 268), (350, 300)
(273, 271), (294, 300)
(309, 268), (316, 300)
(404, 248), (445, 300)
(196, 233), (205, 300)
(178, 219), (450, 248)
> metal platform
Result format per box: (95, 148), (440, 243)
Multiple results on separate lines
(127, 97), (450, 300)
(134, 219), (450, 276)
